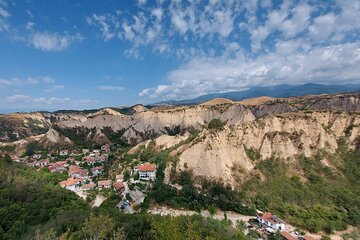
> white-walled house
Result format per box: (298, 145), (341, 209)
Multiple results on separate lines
(101, 144), (110, 152)
(59, 149), (69, 156)
(91, 166), (104, 176)
(98, 180), (112, 189)
(256, 212), (286, 232)
(134, 163), (156, 181)
(59, 178), (83, 192)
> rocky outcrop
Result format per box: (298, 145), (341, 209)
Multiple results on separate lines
(166, 111), (360, 186)
(41, 128), (73, 146)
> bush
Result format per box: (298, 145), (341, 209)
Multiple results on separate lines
(208, 119), (224, 129)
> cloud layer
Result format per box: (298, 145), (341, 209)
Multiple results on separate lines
(140, 42), (360, 99)
(110, 0), (360, 100)
(0, 94), (97, 110)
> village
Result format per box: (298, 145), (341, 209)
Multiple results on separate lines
(11, 144), (157, 213)
(8, 143), (324, 240)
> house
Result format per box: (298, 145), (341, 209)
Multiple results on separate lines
(82, 149), (90, 155)
(98, 180), (112, 189)
(32, 154), (42, 159)
(55, 161), (68, 167)
(48, 164), (66, 173)
(83, 156), (96, 165)
(91, 166), (104, 176)
(113, 181), (125, 193)
(38, 159), (49, 167)
(101, 144), (110, 152)
(82, 183), (96, 191)
(99, 154), (108, 162)
(134, 163), (157, 181)
(68, 165), (89, 179)
(29, 159), (49, 168)
(280, 231), (297, 240)
(59, 149), (69, 156)
(11, 156), (20, 162)
(48, 161), (67, 173)
(93, 154), (107, 163)
(59, 178), (83, 192)
(257, 212), (286, 232)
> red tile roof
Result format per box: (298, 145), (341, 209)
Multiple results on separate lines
(258, 212), (284, 224)
(98, 180), (112, 186)
(59, 178), (82, 187)
(91, 166), (104, 171)
(69, 165), (88, 176)
(113, 182), (125, 191)
(138, 163), (156, 171)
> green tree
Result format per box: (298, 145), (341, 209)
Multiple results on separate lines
(208, 205), (217, 218)
(3, 154), (11, 163)
(208, 119), (224, 129)
(34, 229), (57, 240)
(236, 220), (246, 233)
(82, 213), (115, 240)
(112, 228), (126, 240)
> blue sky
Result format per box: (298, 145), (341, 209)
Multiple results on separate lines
(0, 0), (359, 112)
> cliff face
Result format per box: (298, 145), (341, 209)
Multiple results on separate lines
(52, 93), (360, 145)
(170, 111), (360, 185)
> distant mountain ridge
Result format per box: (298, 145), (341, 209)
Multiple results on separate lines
(155, 83), (360, 105)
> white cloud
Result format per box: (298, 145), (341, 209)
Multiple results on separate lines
(30, 32), (83, 51)
(250, 2), (290, 50)
(138, 0), (147, 6)
(0, 76), (56, 87)
(139, 42), (360, 100)
(26, 10), (34, 19)
(309, 13), (336, 41)
(25, 21), (35, 30)
(97, 85), (124, 91)
(279, 3), (312, 38)
(0, 5), (9, 18)
(170, 8), (189, 35)
(151, 8), (163, 21)
(0, 0), (10, 31)
(86, 14), (116, 41)
(1, 94), (97, 109)
(86, 1), (240, 56)
(45, 84), (65, 92)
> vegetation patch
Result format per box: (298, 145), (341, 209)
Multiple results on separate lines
(208, 118), (225, 130)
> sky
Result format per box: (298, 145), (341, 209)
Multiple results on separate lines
(0, 0), (359, 112)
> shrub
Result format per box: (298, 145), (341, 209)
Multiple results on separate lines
(208, 119), (224, 129)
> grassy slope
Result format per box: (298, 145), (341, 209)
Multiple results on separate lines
(240, 144), (360, 233)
